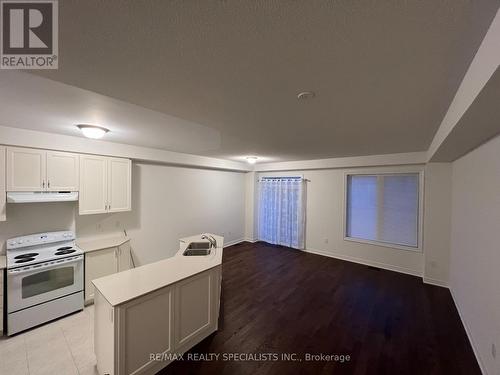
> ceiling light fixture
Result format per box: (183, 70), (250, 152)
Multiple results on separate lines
(297, 91), (315, 100)
(77, 124), (109, 139)
(246, 156), (258, 164)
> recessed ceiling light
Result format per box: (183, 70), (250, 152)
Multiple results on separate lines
(297, 91), (315, 100)
(77, 124), (109, 139)
(246, 156), (258, 164)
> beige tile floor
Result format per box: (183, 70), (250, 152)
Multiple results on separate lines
(0, 305), (97, 375)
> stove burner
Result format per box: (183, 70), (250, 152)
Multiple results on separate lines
(55, 249), (76, 255)
(15, 258), (35, 263)
(14, 253), (39, 259)
(57, 246), (73, 251)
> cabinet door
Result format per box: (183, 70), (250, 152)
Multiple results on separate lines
(85, 248), (118, 304)
(0, 147), (5, 221)
(173, 269), (218, 350)
(46, 151), (79, 191)
(79, 155), (108, 215)
(117, 242), (132, 272)
(6, 147), (46, 191)
(117, 286), (173, 375)
(108, 158), (131, 212)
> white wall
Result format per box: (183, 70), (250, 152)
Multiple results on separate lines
(257, 165), (426, 276)
(423, 163), (452, 286)
(0, 125), (250, 172)
(0, 203), (76, 253)
(427, 9), (500, 160)
(76, 162), (246, 265)
(244, 171), (257, 241)
(0, 162), (246, 266)
(449, 135), (500, 375)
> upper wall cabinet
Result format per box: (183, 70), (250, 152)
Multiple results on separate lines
(6, 147), (45, 191)
(79, 155), (107, 214)
(6, 147), (79, 192)
(108, 157), (132, 213)
(46, 151), (80, 191)
(79, 155), (131, 215)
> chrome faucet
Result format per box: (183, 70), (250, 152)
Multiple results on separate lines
(201, 234), (217, 249)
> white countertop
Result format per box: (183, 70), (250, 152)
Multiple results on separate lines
(92, 234), (223, 307)
(77, 236), (130, 253)
(0, 255), (5, 270)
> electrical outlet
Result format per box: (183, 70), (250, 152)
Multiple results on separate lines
(492, 343), (496, 358)
(96, 223), (102, 231)
(324, 238), (329, 244)
(115, 221), (121, 228)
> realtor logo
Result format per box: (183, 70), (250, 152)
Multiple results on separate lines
(1, 0), (58, 69)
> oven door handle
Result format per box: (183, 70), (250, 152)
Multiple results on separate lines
(8, 255), (83, 275)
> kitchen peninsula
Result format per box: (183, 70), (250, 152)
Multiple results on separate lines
(93, 234), (223, 375)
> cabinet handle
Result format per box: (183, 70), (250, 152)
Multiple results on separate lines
(42, 181), (45, 188)
(47, 180), (50, 188)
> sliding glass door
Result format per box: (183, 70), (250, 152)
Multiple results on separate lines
(258, 177), (306, 249)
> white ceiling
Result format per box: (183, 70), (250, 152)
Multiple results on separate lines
(0, 72), (222, 155)
(1, 1), (499, 162)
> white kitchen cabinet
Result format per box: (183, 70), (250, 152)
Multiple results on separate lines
(79, 155), (131, 215)
(6, 147), (46, 191)
(0, 147), (6, 221)
(95, 266), (221, 375)
(85, 247), (117, 304)
(84, 241), (133, 304)
(173, 269), (218, 351)
(6, 147), (79, 192)
(116, 241), (132, 273)
(79, 155), (108, 214)
(117, 286), (174, 375)
(107, 158), (131, 213)
(46, 151), (79, 191)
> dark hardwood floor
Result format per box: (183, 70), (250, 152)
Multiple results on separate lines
(159, 242), (480, 375)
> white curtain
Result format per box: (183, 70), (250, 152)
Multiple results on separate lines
(258, 178), (306, 249)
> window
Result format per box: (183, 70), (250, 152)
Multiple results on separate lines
(345, 173), (421, 250)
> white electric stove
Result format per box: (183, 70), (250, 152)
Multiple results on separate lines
(6, 231), (84, 335)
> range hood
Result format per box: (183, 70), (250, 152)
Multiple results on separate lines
(7, 191), (79, 203)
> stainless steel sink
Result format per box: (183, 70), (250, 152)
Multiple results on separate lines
(187, 242), (211, 250)
(183, 242), (211, 256)
(183, 249), (211, 256)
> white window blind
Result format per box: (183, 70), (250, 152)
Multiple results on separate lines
(346, 173), (420, 249)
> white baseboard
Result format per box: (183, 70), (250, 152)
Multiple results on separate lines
(242, 243), (449, 289)
(303, 247), (422, 277)
(423, 277), (448, 288)
(449, 287), (487, 375)
(223, 238), (246, 247)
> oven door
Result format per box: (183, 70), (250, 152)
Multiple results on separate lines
(7, 255), (83, 313)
